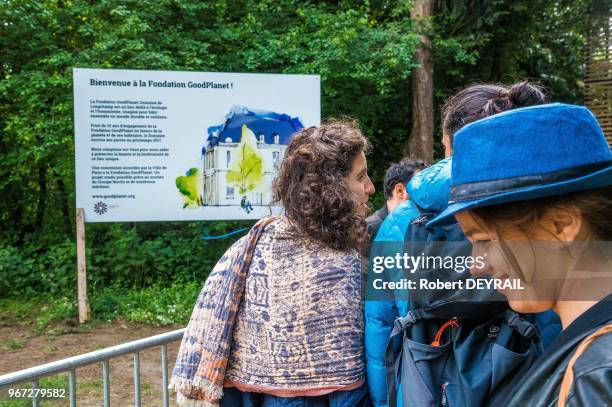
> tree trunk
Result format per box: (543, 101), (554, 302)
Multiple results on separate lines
(405, 0), (435, 165)
(34, 163), (48, 232)
(54, 169), (72, 238)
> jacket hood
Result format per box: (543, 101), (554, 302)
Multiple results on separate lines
(406, 157), (452, 213)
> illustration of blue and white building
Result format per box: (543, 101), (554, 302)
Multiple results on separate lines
(202, 106), (304, 207)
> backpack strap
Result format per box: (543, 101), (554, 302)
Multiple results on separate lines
(505, 309), (537, 338)
(386, 309), (431, 407)
(557, 324), (612, 407)
(385, 317), (411, 407)
(393, 309), (426, 331)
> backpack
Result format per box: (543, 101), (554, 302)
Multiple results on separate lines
(385, 211), (543, 407)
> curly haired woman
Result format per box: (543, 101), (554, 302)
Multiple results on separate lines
(171, 120), (375, 407)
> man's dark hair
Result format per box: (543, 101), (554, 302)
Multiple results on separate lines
(383, 158), (425, 200)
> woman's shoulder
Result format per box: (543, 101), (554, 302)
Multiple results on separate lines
(266, 216), (360, 256)
(215, 217), (282, 264)
(262, 215), (295, 236)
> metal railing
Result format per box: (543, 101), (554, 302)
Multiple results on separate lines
(0, 328), (186, 407)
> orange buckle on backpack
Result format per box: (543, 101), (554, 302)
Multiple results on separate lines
(431, 318), (459, 346)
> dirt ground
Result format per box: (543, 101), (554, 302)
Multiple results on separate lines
(0, 320), (183, 407)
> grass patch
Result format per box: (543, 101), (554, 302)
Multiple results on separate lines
(0, 374), (69, 407)
(0, 373), (111, 406)
(35, 297), (77, 329)
(90, 281), (201, 325)
(0, 340), (24, 351)
(0, 296), (79, 332)
(1, 280), (201, 331)
(0, 298), (43, 323)
(89, 342), (105, 351)
(78, 378), (103, 397)
(141, 382), (153, 396)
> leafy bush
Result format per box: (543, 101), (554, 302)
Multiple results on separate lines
(0, 221), (244, 298)
(0, 242), (76, 296)
(35, 297), (77, 328)
(91, 281), (202, 325)
(2, 282), (201, 330)
(0, 247), (29, 297)
(37, 242), (77, 295)
(86, 221), (244, 290)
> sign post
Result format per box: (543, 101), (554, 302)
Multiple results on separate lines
(76, 208), (90, 323)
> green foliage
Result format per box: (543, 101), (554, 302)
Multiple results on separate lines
(86, 221), (237, 290)
(0, 0), (599, 307)
(1, 283), (200, 328)
(0, 247), (29, 297)
(433, 0), (594, 107)
(35, 297), (77, 328)
(226, 125), (264, 194)
(0, 242), (75, 297)
(0, 297), (38, 321)
(1, 220), (244, 298)
(91, 281), (201, 325)
(175, 168), (203, 208)
(0, 339), (24, 351)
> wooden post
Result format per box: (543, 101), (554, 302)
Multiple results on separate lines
(76, 208), (90, 323)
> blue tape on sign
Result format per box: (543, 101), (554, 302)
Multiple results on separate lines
(201, 227), (249, 241)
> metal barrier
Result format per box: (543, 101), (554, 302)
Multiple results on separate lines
(0, 328), (186, 407)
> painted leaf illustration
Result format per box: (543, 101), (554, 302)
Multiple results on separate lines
(226, 125), (264, 194)
(176, 168), (203, 208)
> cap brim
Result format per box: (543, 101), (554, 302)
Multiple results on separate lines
(427, 165), (612, 228)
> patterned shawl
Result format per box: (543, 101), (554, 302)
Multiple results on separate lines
(170, 217), (275, 407)
(170, 216), (365, 406)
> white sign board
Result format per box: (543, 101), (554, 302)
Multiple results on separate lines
(74, 68), (320, 222)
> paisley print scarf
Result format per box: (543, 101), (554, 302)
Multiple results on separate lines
(170, 217), (275, 406)
(170, 217), (365, 406)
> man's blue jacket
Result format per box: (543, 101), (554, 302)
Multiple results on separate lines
(364, 158), (562, 407)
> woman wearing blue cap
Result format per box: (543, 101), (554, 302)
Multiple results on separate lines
(429, 103), (612, 405)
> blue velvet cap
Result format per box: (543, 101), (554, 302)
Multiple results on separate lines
(428, 103), (612, 226)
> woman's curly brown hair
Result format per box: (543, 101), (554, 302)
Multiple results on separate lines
(273, 119), (371, 251)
